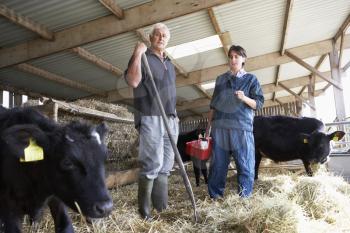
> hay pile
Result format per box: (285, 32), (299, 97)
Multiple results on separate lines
(57, 99), (139, 170)
(21, 166), (350, 233)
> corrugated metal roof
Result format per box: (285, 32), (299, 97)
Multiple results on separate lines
(0, 17), (37, 47)
(287, 0), (350, 49)
(214, 0), (286, 57)
(82, 32), (139, 71)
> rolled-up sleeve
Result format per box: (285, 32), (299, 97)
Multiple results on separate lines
(249, 77), (264, 110)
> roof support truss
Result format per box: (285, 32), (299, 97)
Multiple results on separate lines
(71, 47), (123, 76)
(16, 63), (105, 96)
(0, 4), (54, 40)
(98, 0), (124, 19)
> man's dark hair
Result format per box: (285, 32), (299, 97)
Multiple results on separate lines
(228, 45), (247, 67)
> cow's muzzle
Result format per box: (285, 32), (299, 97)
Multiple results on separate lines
(91, 200), (113, 218)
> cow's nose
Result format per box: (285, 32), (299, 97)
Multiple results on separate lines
(93, 200), (113, 217)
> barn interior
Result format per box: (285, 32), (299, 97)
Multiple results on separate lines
(0, 0), (350, 232)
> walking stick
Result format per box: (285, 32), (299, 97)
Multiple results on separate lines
(141, 53), (198, 222)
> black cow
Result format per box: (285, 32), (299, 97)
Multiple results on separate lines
(0, 107), (113, 233)
(253, 115), (345, 179)
(177, 129), (208, 186)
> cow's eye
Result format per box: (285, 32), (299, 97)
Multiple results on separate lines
(61, 158), (75, 170)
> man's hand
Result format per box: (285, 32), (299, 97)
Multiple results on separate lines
(134, 42), (147, 56)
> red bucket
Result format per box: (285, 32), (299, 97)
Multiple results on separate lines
(185, 138), (212, 160)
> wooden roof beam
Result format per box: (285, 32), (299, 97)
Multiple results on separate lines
(278, 82), (315, 110)
(280, 0), (294, 56)
(71, 47), (123, 76)
(285, 50), (342, 90)
(272, 0), (293, 101)
(16, 63), (105, 96)
(334, 13), (350, 42)
(0, 4), (54, 40)
(0, 0), (231, 68)
(343, 60), (350, 71)
(98, 0), (124, 19)
(208, 8), (232, 55)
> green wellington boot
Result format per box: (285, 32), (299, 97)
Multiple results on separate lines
(151, 174), (168, 212)
(138, 176), (154, 220)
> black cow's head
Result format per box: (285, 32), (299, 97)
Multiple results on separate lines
(300, 130), (345, 164)
(2, 121), (113, 218)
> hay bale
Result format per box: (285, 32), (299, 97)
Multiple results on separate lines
(290, 172), (350, 223)
(58, 99), (139, 170)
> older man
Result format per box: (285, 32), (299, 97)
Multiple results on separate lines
(125, 23), (178, 219)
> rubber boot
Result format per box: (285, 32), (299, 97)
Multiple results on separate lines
(138, 176), (153, 220)
(151, 174), (168, 212)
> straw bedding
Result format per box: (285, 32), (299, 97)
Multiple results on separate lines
(19, 166), (350, 233)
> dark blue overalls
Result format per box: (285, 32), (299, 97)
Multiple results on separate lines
(208, 70), (264, 198)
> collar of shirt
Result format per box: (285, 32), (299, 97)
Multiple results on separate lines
(146, 48), (170, 62)
(229, 69), (246, 79)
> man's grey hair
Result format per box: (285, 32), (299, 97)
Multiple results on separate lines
(150, 23), (170, 39)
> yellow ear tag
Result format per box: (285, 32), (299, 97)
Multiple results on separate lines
(303, 138), (308, 144)
(333, 136), (339, 141)
(20, 138), (44, 162)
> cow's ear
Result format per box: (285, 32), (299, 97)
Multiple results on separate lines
(299, 133), (310, 144)
(94, 122), (108, 143)
(1, 124), (48, 161)
(328, 131), (345, 141)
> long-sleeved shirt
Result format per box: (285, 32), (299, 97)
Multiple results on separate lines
(210, 70), (264, 131)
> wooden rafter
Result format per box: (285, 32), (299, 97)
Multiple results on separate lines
(208, 8), (231, 55)
(280, 0), (294, 56)
(272, 66), (280, 101)
(285, 50), (342, 90)
(338, 31), (345, 66)
(0, 0), (231, 68)
(272, 0), (293, 103)
(333, 13), (350, 42)
(16, 63), (105, 96)
(71, 47), (123, 76)
(297, 85), (307, 96)
(0, 4), (53, 40)
(98, 0), (124, 19)
(276, 83), (315, 110)
(343, 60), (350, 71)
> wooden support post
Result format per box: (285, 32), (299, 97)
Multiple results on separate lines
(0, 90), (3, 106)
(308, 75), (317, 117)
(8, 92), (14, 108)
(329, 41), (346, 121)
(52, 102), (58, 122)
(14, 94), (22, 107)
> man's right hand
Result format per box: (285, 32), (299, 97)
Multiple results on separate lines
(134, 42), (147, 56)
